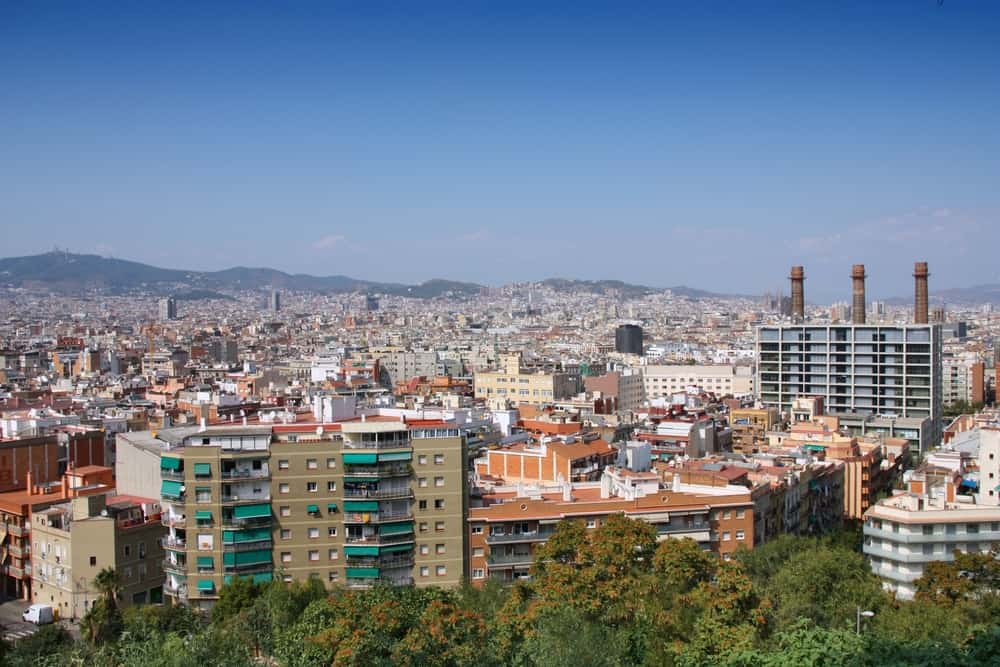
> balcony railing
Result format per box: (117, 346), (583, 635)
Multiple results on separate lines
(161, 469), (185, 481)
(162, 516), (186, 529)
(345, 554), (415, 570)
(223, 563), (272, 575)
(486, 529), (556, 544)
(222, 518), (272, 531)
(163, 559), (187, 575)
(487, 552), (534, 567)
(221, 494), (272, 505)
(223, 540), (273, 552)
(163, 537), (187, 550)
(343, 511), (413, 524)
(220, 469), (270, 481)
(3, 524), (27, 537)
(345, 576), (414, 589)
(165, 584), (189, 598)
(343, 463), (412, 478)
(343, 488), (413, 500)
(344, 436), (411, 450)
(345, 532), (415, 547)
(7, 544), (29, 558)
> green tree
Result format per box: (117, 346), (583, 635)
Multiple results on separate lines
(212, 577), (261, 625)
(5, 624), (76, 667)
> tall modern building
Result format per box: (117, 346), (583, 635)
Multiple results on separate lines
(158, 297), (177, 322)
(120, 418), (466, 610)
(755, 324), (942, 447)
(615, 324), (643, 356)
(269, 289), (281, 313)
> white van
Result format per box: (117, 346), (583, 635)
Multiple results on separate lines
(22, 604), (54, 625)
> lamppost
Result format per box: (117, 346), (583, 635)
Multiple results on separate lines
(856, 606), (875, 634)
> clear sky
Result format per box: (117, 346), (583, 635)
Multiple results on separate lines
(2, 2), (998, 300)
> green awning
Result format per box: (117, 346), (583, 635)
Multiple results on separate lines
(345, 545), (380, 557)
(161, 480), (183, 498)
(233, 503), (270, 519)
(344, 476), (376, 483)
(161, 456), (181, 470)
(344, 500), (379, 512)
(802, 444), (826, 452)
(379, 521), (413, 535)
(327, 503), (338, 512)
(223, 575), (233, 585)
(306, 504), (319, 514)
(381, 543), (414, 554)
(378, 451), (412, 462)
(252, 573), (273, 584)
(223, 549), (270, 566)
(223, 527), (272, 543)
(343, 453), (378, 465)
(346, 567), (380, 578)
(196, 556), (214, 568)
(194, 463), (212, 476)
(195, 510), (213, 521)
(197, 579), (215, 591)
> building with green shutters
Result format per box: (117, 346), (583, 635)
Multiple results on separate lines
(125, 418), (467, 610)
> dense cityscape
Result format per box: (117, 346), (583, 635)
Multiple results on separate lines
(4, 2), (1000, 666)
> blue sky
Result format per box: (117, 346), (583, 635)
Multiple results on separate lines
(2, 2), (998, 300)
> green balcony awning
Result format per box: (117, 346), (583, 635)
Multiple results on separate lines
(196, 556), (214, 568)
(161, 480), (183, 498)
(802, 444), (826, 452)
(161, 456), (181, 470)
(197, 579), (215, 591)
(344, 500), (379, 512)
(195, 511), (213, 521)
(379, 521), (413, 536)
(343, 453), (378, 465)
(377, 451), (412, 462)
(345, 545), (379, 557)
(381, 543), (414, 554)
(233, 503), (270, 519)
(306, 504), (319, 514)
(223, 549), (271, 566)
(252, 573), (273, 584)
(327, 503), (338, 512)
(346, 567), (380, 579)
(194, 463), (212, 476)
(223, 527), (272, 543)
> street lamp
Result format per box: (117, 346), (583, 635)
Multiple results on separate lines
(856, 606), (875, 634)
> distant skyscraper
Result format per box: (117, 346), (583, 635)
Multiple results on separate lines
(365, 295), (379, 312)
(615, 324), (643, 355)
(158, 297), (177, 321)
(269, 289), (281, 312)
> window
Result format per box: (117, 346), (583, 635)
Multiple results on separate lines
(283, 575), (293, 583)
(586, 519), (597, 529)
(308, 550), (319, 561)
(328, 571), (339, 582)
(419, 544), (429, 555)
(435, 521), (445, 532)
(435, 544), (445, 554)
(923, 543), (934, 555)
(89, 556), (97, 567)
(308, 527), (319, 539)
(195, 487), (211, 503)
(328, 549), (339, 560)
(279, 483), (290, 494)
(946, 524), (957, 535)
(280, 506), (291, 517)
(735, 530), (745, 541)
(306, 459), (318, 470)
(418, 478), (428, 488)
(281, 529), (292, 540)
(418, 455), (428, 465)
(327, 481), (337, 492)
(419, 522), (429, 532)
(968, 523), (980, 534)
(736, 510), (745, 519)
(123, 544), (131, 558)
(922, 525), (934, 535)
(419, 500), (428, 510)
(328, 526), (338, 537)
(281, 552), (292, 563)
(434, 477), (445, 487)
(436, 565), (446, 576)
(278, 460), (289, 470)
(434, 454), (444, 465)
(420, 566), (429, 577)
(326, 458), (337, 469)
(473, 547), (484, 557)
(307, 482), (318, 493)
(723, 531), (731, 541)
(723, 511), (731, 520)
(471, 525), (483, 535)
(472, 568), (485, 579)
(434, 499), (445, 510)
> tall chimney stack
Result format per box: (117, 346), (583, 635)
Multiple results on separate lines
(851, 264), (867, 324)
(789, 266), (805, 322)
(914, 261), (929, 324)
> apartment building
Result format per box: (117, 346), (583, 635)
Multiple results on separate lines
(474, 433), (617, 486)
(755, 324), (943, 450)
(729, 406), (779, 453)
(582, 369), (645, 411)
(31, 488), (164, 619)
(942, 353), (986, 406)
(121, 416), (466, 611)
(643, 365), (753, 400)
(474, 354), (578, 407)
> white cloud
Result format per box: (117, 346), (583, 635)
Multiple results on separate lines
(460, 228), (490, 242)
(312, 234), (346, 250)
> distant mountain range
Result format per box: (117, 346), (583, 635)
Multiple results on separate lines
(0, 252), (748, 301)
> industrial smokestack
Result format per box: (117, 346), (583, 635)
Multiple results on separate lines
(914, 261), (929, 324)
(851, 264), (867, 324)
(789, 266), (805, 322)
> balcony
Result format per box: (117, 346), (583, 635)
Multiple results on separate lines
(345, 554), (415, 570)
(5, 565), (24, 579)
(343, 463), (411, 478)
(163, 537), (187, 550)
(222, 563), (272, 575)
(223, 539), (273, 552)
(343, 487), (413, 500)
(222, 518), (272, 531)
(487, 552), (534, 567)
(7, 544), (29, 558)
(221, 494), (272, 505)
(162, 515), (186, 529)
(345, 575), (414, 589)
(346, 532), (415, 547)
(220, 468), (270, 481)
(161, 469), (185, 481)
(163, 559), (187, 575)
(486, 529), (556, 545)
(343, 511), (413, 524)
(164, 583), (188, 598)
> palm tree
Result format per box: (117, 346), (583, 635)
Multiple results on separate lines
(92, 566), (121, 607)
